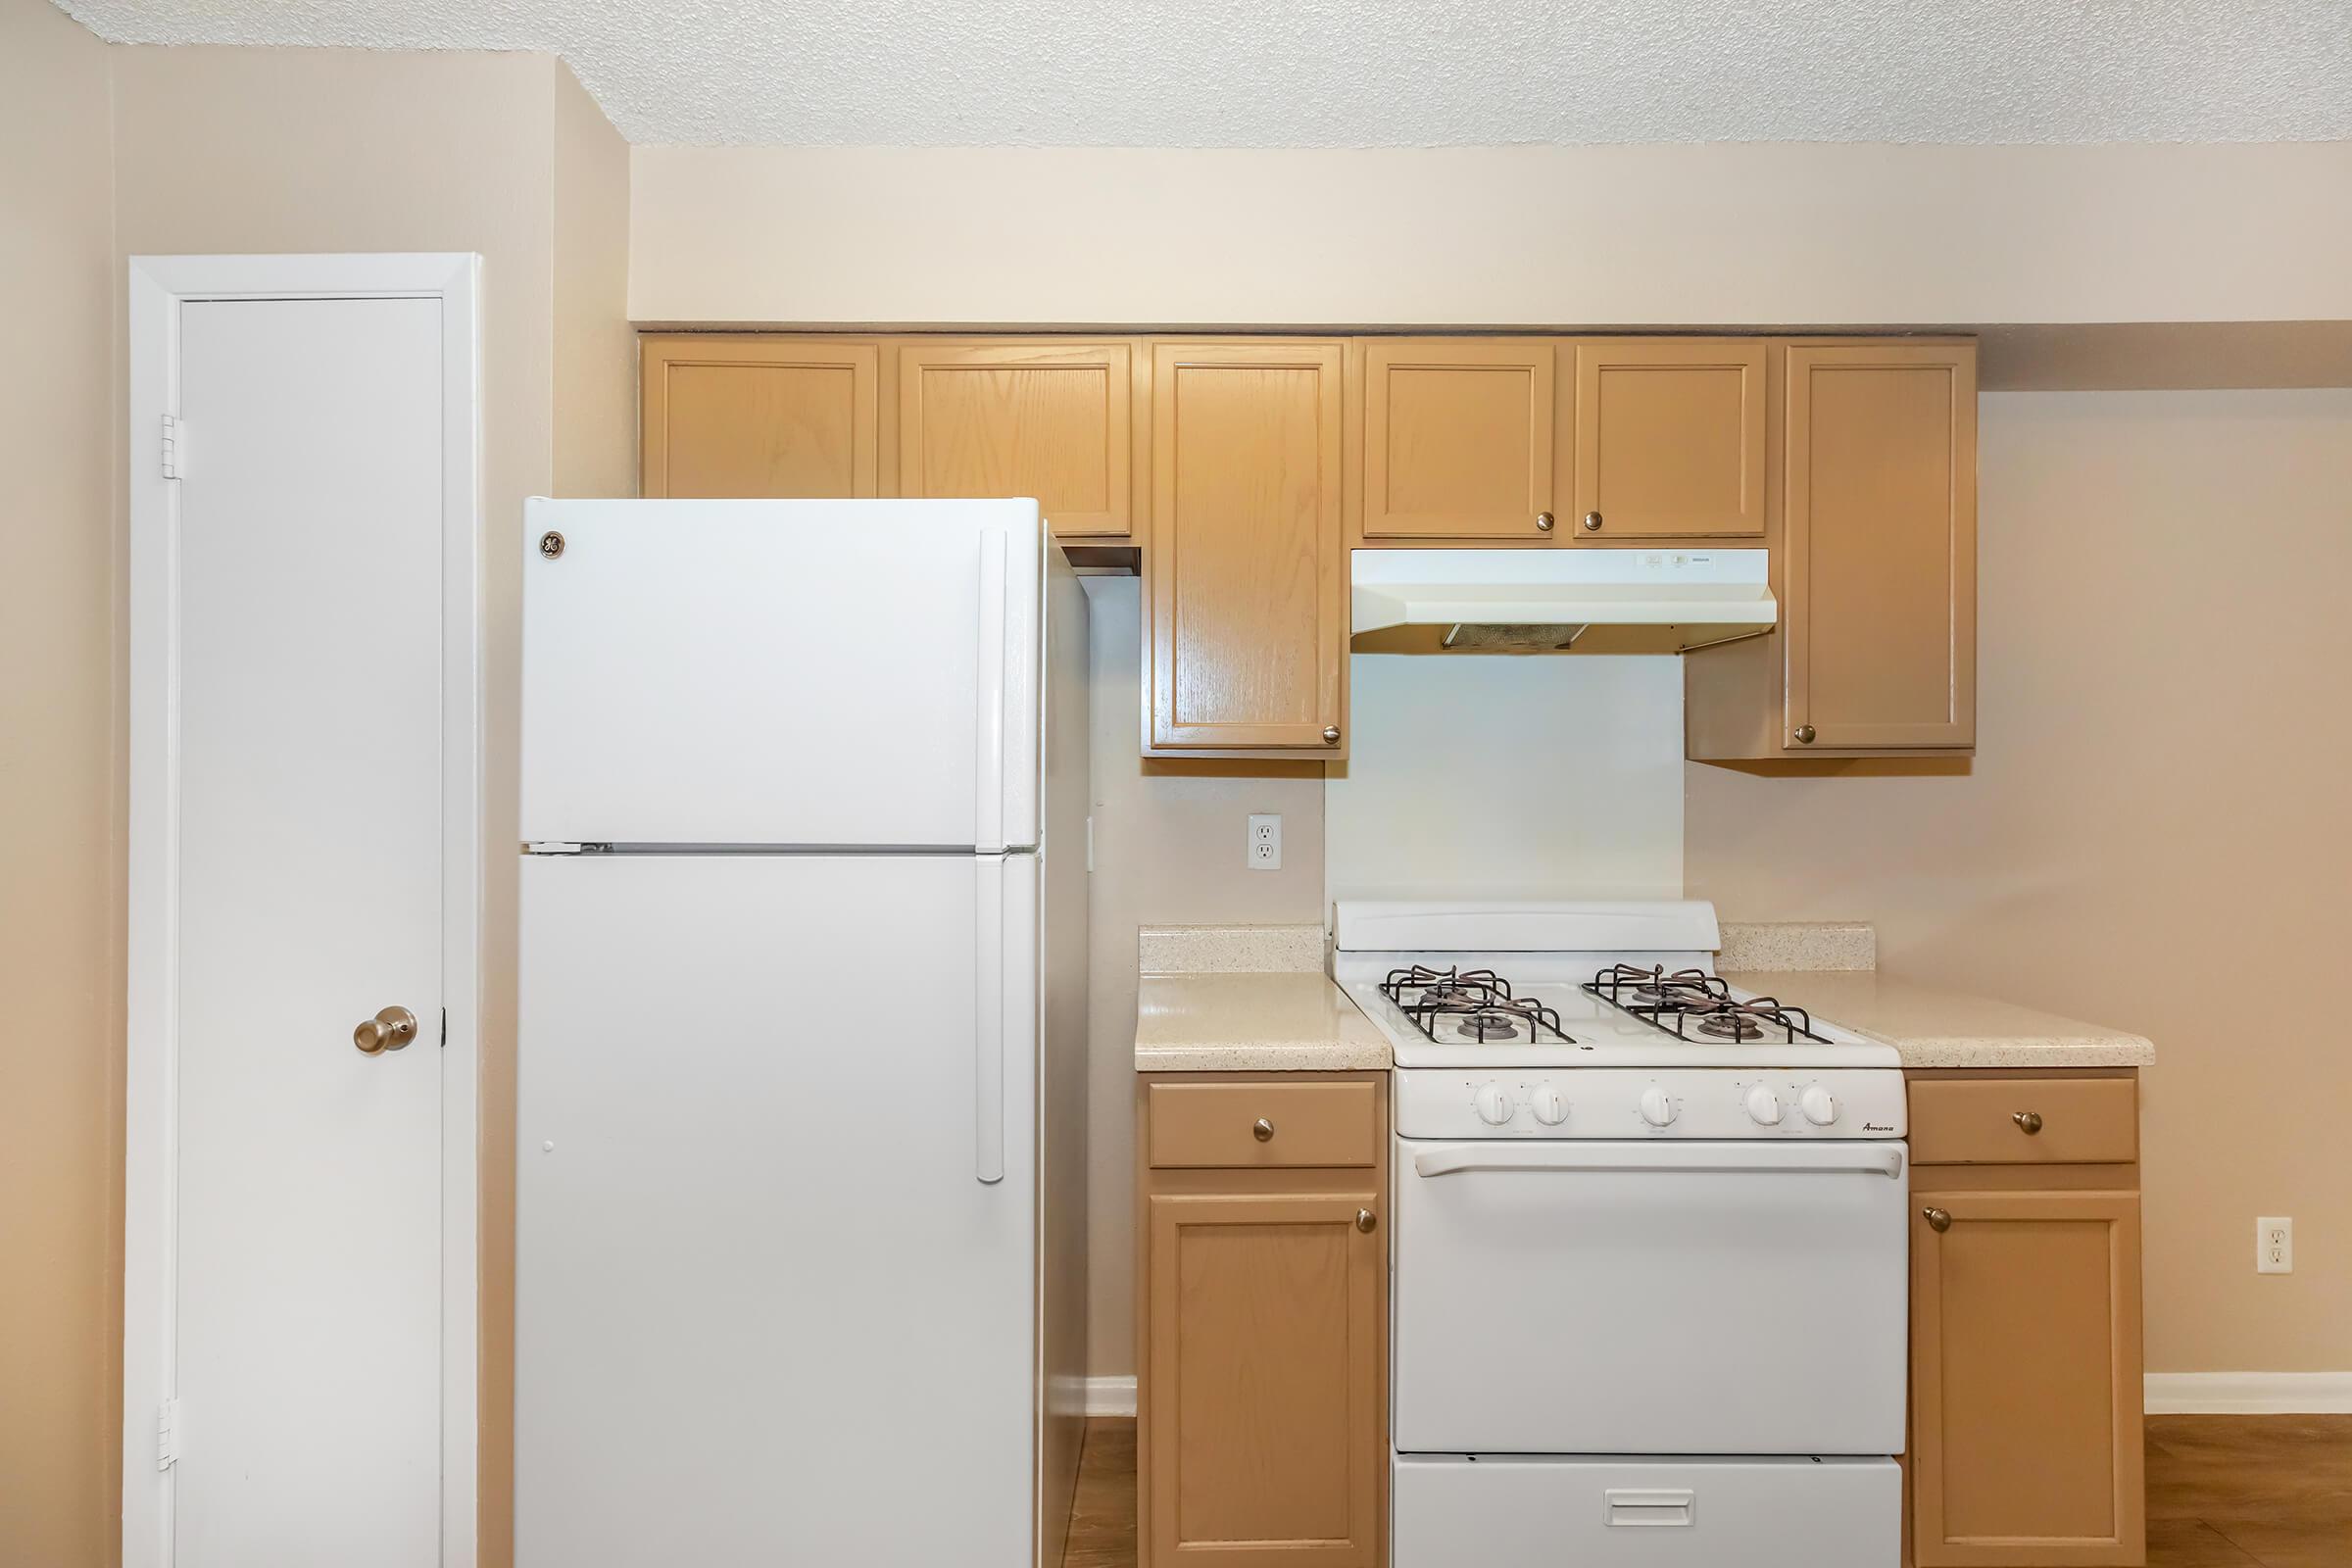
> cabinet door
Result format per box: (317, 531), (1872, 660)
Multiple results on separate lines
(1572, 341), (1766, 538)
(898, 340), (1139, 537)
(1146, 1192), (1383, 1567)
(1785, 343), (1977, 750)
(1911, 1190), (2144, 1567)
(641, 336), (880, 499)
(1148, 342), (1347, 754)
(1361, 340), (1555, 538)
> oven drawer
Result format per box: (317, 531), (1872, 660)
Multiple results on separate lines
(1394, 1138), (1908, 1456)
(1910, 1076), (2136, 1165)
(1146, 1080), (1379, 1169)
(1395, 1454), (1901, 1568)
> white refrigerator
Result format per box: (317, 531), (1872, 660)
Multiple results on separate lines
(514, 499), (1091, 1566)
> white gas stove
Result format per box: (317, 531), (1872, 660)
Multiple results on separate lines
(1339, 900), (1909, 1568)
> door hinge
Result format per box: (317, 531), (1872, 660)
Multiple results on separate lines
(439, 1007), (447, 1048)
(157, 1396), (180, 1470)
(523, 841), (610, 856)
(161, 415), (184, 480)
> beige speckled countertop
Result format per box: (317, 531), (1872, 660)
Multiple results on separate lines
(1723, 968), (2155, 1069)
(1132, 923), (1390, 1072)
(1135, 972), (1392, 1072)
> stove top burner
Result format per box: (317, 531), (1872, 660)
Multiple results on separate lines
(1691, 1008), (1765, 1041)
(1583, 964), (1832, 1046)
(1455, 1008), (1525, 1042)
(1380, 964), (1573, 1047)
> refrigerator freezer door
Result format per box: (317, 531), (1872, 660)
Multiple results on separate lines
(515, 851), (1039, 1566)
(520, 498), (1042, 850)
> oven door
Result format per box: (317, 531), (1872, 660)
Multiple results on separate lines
(1394, 1138), (1908, 1457)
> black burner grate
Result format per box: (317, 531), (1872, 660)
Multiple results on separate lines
(1380, 964), (1573, 1045)
(1582, 963), (1832, 1045)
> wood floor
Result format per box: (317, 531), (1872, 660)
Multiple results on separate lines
(1060, 1415), (2352, 1567)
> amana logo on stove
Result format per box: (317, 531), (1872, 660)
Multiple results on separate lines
(1863, 1121), (1895, 1133)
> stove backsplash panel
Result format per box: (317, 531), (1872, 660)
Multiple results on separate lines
(1325, 652), (1684, 906)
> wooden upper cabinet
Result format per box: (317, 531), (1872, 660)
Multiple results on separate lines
(640, 335), (880, 499)
(1785, 343), (1977, 750)
(1910, 1189), (2145, 1566)
(1360, 340), (1556, 539)
(1145, 1190), (1384, 1567)
(1572, 341), (1766, 538)
(1147, 341), (1347, 756)
(897, 340), (1141, 537)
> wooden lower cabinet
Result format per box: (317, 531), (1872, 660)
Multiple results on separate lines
(1138, 1072), (1387, 1568)
(1906, 1071), (2145, 1568)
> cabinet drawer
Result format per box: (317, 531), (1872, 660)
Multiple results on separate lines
(1910, 1077), (2136, 1166)
(1148, 1080), (1379, 1169)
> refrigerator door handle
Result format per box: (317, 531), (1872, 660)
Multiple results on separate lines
(973, 855), (1005, 1184)
(973, 530), (1007, 856)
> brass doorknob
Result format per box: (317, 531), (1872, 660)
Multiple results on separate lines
(2012, 1110), (2044, 1135)
(1923, 1206), (1952, 1233)
(1793, 725), (1817, 745)
(1252, 1118), (1276, 1143)
(1581, 512), (1603, 531)
(1355, 1209), (1377, 1233)
(1535, 512), (1556, 532)
(1322, 726), (1342, 746)
(354, 1005), (419, 1055)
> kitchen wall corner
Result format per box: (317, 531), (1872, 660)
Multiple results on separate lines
(1079, 576), (1327, 1378)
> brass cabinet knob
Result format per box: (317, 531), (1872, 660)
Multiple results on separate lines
(1535, 512), (1556, 532)
(1252, 1117), (1275, 1142)
(1322, 726), (1342, 746)
(2013, 1110), (2044, 1135)
(1581, 512), (1603, 531)
(1355, 1209), (1377, 1233)
(1923, 1206), (1952, 1233)
(1793, 725), (1817, 745)
(354, 1005), (418, 1055)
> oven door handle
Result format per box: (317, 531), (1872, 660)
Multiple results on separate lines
(1409, 1144), (1906, 1180)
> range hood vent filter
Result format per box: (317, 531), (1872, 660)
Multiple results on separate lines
(1441, 622), (1587, 652)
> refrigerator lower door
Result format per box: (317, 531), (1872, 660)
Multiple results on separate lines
(515, 851), (1039, 1567)
(520, 498), (1042, 852)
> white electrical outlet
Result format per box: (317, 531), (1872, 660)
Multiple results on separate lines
(1247, 813), (1282, 871)
(2258, 1216), (2293, 1274)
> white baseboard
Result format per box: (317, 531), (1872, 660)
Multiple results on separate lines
(1082, 1376), (1137, 1418)
(1090, 1372), (2346, 1421)
(2146, 1372), (2352, 1414)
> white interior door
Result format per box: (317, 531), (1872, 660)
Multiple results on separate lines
(168, 295), (447, 1565)
(514, 851), (1038, 1567)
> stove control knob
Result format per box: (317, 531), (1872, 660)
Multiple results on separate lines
(1799, 1085), (1840, 1126)
(1744, 1085), (1786, 1126)
(1639, 1086), (1678, 1128)
(1474, 1082), (1516, 1126)
(1530, 1085), (1570, 1126)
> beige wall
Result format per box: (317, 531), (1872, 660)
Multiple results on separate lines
(1687, 388), (2352, 1374)
(629, 142), (2352, 330)
(0, 2), (120, 1560)
(553, 64), (637, 500)
(1079, 578), (1328, 1378)
(111, 47), (631, 1565)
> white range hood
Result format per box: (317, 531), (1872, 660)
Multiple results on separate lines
(1350, 547), (1777, 655)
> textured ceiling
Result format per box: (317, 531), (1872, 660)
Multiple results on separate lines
(59, 0), (2352, 148)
